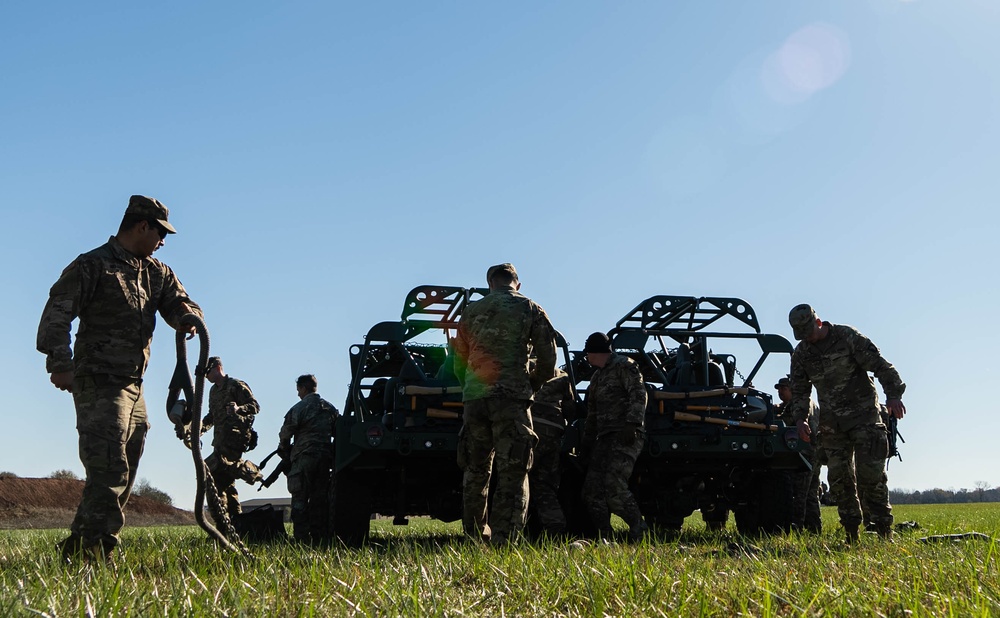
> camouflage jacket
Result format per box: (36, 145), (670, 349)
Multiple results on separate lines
(531, 371), (577, 429)
(205, 376), (260, 450)
(37, 236), (201, 378)
(278, 393), (339, 459)
(584, 353), (647, 440)
(454, 287), (557, 401)
(777, 399), (820, 451)
(777, 399), (820, 433)
(790, 322), (905, 430)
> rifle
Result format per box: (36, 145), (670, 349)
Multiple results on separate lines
(256, 448), (290, 490)
(887, 414), (905, 464)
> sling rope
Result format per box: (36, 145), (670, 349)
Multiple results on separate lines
(167, 313), (252, 558)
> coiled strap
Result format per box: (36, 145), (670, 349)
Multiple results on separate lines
(171, 314), (252, 558)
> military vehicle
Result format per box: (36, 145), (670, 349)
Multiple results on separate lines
(332, 284), (578, 546)
(333, 287), (803, 544)
(568, 295), (805, 536)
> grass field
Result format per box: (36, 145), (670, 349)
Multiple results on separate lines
(2, 504), (998, 617)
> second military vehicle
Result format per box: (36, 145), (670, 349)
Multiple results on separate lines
(568, 295), (807, 536)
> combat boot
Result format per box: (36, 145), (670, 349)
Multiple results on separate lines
(56, 533), (84, 564)
(705, 520), (727, 533)
(58, 534), (115, 566)
(844, 525), (860, 545)
(875, 524), (894, 542)
(83, 540), (116, 567)
(488, 533), (511, 547)
(627, 519), (649, 543)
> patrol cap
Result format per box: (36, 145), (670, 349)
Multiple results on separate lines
(205, 356), (222, 371)
(486, 263), (518, 284)
(125, 195), (176, 234)
(788, 304), (818, 340)
(774, 375), (791, 389)
(583, 332), (612, 354)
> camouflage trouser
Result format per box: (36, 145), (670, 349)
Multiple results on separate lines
(528, 423), (565, 535)
(287, 452), (333, 543)
(790, 444), (822, 532)
(581, 432), (644, 537)
(71, 375), (149, 548)
(856, 445), (881, 527)
(808, 445), (825, 530)
(206, 445), (260, 523)
(824, 422), (891, 530)
(458, 397), (537, 543)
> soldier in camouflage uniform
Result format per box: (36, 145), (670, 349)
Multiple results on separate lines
(788, 304), (906, 543)
(37, 195), (202, 563)
(528, 369), (576, 538)
(775, 375), (823, 533)
(454, 263), (557, 545)
(278, 374), (339, 544)
(203, 356), (262, 526)
(580, 332), (647, 542)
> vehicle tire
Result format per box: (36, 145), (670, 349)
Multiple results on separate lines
(733, 470), (794, 536)
(334, 469), (372, 547)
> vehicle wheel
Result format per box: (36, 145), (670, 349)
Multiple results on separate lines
(334, 469), (372, 547)
(733, 470), (794, 536)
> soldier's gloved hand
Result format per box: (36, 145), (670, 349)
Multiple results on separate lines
(616, 428), (637, 447)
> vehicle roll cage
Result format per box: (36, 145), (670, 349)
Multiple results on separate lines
(349, 285), (573, 422)
(606, 295), (793, 389)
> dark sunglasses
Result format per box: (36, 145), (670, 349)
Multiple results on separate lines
(148, 221), (168, 240)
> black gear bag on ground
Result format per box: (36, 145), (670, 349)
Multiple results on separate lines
(233, 504), (287, 542)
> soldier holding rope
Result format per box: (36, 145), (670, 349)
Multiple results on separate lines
(37, 195), (202, 564)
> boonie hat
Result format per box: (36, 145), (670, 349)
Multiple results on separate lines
(774, 375), (791, 389)
(486, 263), (518, 284)
(583, 332), (612, 354)
(788, 304), (818, 340)
(125, 195), (176, 234)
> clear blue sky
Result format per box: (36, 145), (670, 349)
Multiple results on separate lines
(2, 2), (998, 510)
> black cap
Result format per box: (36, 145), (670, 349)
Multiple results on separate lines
(125, 195), (176, 234)
(788, 304), (818, 340)
(774, 375), (791, 389)
(583, 332), (612, 353)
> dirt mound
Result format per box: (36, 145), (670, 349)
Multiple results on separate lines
(0, 477), (195, 529)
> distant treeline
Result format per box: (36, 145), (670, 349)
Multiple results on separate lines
(890, 486), (999, 504)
